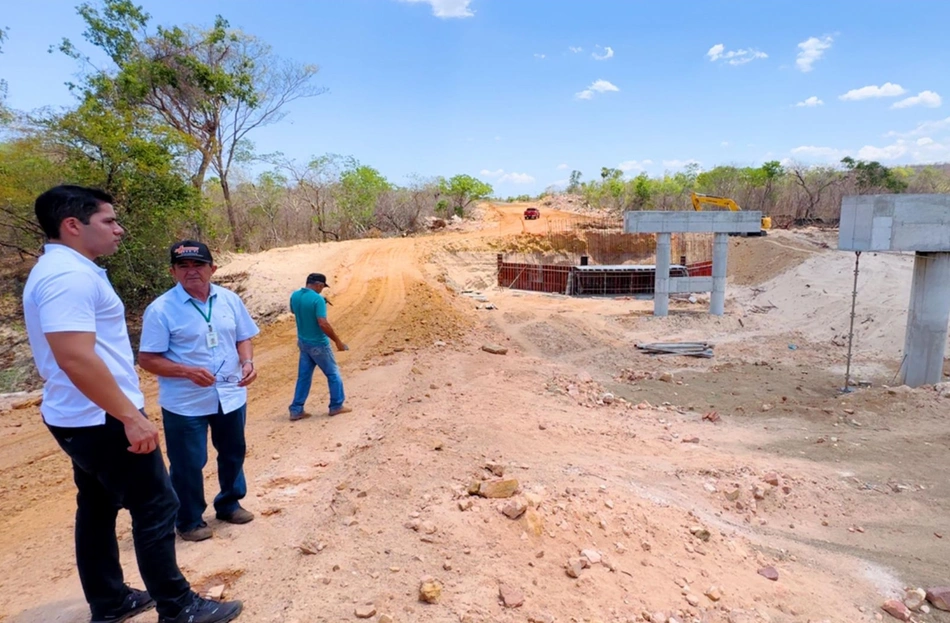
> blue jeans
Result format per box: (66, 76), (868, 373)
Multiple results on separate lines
(290, 340), (345, 414)
(161, 404), (247, 533)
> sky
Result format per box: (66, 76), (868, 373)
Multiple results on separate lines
(3, 0), (950, 195)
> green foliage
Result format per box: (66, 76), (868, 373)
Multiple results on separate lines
(337, 163), (390, 233)
(438, 174), (493, 217)
(567, 170), (582, 194)
(841, 156), (908, 193)
(60, 0), (323, 248)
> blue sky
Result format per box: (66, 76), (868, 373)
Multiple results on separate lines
(4, 0), (950, 194)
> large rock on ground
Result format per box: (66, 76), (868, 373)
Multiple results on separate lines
(476, 479), (519, 499)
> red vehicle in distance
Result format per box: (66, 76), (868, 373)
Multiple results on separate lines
(523, 207), (540, 220)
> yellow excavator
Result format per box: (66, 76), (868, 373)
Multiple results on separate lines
(690, 192), (771, 236)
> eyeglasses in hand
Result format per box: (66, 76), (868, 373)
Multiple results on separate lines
(213, 361), (242, 384)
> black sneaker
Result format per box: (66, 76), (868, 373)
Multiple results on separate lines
(91, 587), (155, 622)
(158, 594), (243, 623)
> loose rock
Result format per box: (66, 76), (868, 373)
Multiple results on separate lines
(882, 599), (911, 621)
(704, 586), (722, 602)
(354, 605), (377, 619)
(481, 343), (508, 355)
(476, 479), (520, 499)
(499, 583), (524, 608)
(419, 577), (442, 603)
(757, 566), (779, 581)
(502, 498), (527, 519)
(904, 588), (926, 611)
(926, 587), (950, 611)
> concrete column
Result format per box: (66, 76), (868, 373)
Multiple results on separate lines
(710, 233), (728, 316)
(900, 252), (950, 387)
(654, 233), (671, 317)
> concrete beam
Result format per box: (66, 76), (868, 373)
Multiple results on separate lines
(669, 277), (714, 294)
(624, 210), (762, 234)
(839, 194), (950, 252)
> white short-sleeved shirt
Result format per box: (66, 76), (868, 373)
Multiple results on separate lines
(23, 244), (146, 427)
(140, 283), (259, 417)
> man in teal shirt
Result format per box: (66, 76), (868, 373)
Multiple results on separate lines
(288, 273), (350, 421)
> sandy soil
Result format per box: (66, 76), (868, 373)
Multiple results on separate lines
(1, 204), (948, 623)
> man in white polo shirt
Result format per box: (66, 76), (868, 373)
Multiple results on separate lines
(23, 185), (242, 623)
(139, 240), (259, 542)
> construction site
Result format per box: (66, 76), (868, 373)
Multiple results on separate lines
(1, 199), (949, 623)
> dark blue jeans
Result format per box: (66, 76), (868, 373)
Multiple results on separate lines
(289, 340), (345, 415)
(161, 403), (247, 533)
(47, 414), (192, 618)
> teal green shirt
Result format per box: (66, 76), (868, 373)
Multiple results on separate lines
(290, 288), (329, 345)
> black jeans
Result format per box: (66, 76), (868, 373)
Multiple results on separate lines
(47, 414), (192, 618)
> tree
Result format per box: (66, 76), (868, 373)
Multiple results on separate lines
(841, 157), (907, 193)
(59, 0), (324, 249)
(438, 174), (493, 217)
(567, 170), (582, 194)
(336, 163), (390, 236)
(0, 27), (11, 124)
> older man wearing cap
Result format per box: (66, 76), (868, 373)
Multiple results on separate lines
(138, 240), (259, 542)
(288, 273), (350, 421)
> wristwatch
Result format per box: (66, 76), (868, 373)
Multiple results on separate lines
(240, 359), (254, 367)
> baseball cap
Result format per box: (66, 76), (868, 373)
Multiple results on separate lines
(170, 240), (213, 265)
(306, 272), (330, 288)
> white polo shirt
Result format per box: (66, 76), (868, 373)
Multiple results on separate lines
(140, 283), (259, 417)
(23, 244), (145, 427)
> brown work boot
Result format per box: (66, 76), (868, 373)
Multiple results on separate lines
(289, 411), (312, 422)
(179, 523), (213, 542)
(216, 507), (254, 524)
(328, 406), (352, 416)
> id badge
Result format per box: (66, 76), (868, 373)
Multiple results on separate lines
(206, 331), (219, 348)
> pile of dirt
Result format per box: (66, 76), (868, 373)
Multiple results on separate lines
(727, 234), (816, 287)
(368, 280), (475, 358)
(734, 249), (927, 359)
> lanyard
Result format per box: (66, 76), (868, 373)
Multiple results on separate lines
(188, 296), (214, 331)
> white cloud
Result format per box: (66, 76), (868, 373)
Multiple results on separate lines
(720, 141), (730, 147)
(592, 45), (614, 61)
(790, 145), (848, 161)
(479, 168), (504, 178)
(892, 90), (942, 109)
(575, 79), (620, 100)
(398, 0), (474, 18)
(617, 159), (652, 172)
(569, 46), (583, 53)
(533, 53), (546, 59)
(839, 83), (906, 101)
(792, 138), (950, 164)
(556, 163), (569, 170)
(706, 43), (767, 66)
(479, 169), (535, 184)
(856, 143), (908, 160)
(662, 159), (701, 169)
(498, 172), (535, 184)
(795, 96), (824, 107)
(885, 116), (950, 138)
(796, 36), (833, 72)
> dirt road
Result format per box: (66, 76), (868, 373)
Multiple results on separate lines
(1, 203), (948, 623)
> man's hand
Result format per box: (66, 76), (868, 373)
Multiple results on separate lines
(185, 366), (216, 387)
(238, 361), (257, 387)
(336, 340), (349, 352)
(123, 413), (160, 454)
